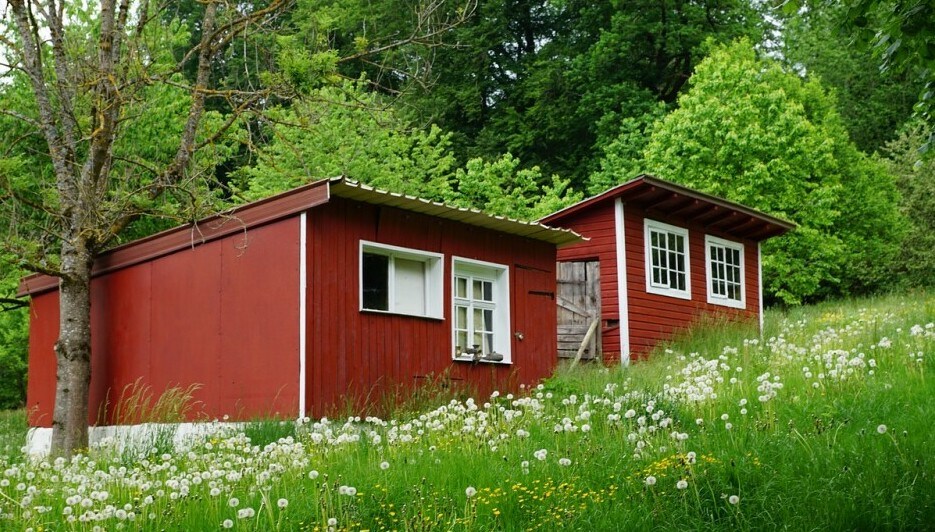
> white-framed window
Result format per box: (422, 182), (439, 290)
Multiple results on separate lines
(705, 235), (746, 309)
(644, 219), (691, 300)
(360, 241), (443, 319)
(452, 257), (511, 363)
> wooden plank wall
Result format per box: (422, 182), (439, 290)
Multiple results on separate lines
(26, 219), (302, 427)
(305, 197), (558, 417)
(553, 198), (761, 363)
(557, 261), (601, 359)
(624, 205), (759, 357)
(553, 201), (622, 361)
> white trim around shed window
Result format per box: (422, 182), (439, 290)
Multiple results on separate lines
(705, 235), (746, 310)
(359, 240), (444, 319)
(451, 256), (512, 364)
(644, 219), (691, 300)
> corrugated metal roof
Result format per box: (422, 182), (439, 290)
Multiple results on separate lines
(328, 177), (585, 246)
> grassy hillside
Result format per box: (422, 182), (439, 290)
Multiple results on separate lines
(0, 291), (932, 530)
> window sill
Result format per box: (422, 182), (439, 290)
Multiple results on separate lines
(706, 297), (746, 310)
(360, 309), (444, 321)
(452, 356), (512, 365)
(646, 285), (692, 300)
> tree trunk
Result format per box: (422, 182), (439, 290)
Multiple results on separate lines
(50, 238), (95, 456)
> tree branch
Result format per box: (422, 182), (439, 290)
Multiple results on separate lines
(0, 298), (29, 311)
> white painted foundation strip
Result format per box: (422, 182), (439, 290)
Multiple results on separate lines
(298, 212), (308, 420)
(614, 198), (630, 365)
(26, 422), (251, 457)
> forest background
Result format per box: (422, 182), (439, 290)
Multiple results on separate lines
(1, 0), (933, 410)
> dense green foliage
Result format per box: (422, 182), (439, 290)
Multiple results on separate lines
(597, 41), (905, 304)
(235, 82), (458, 202)
(779, 6), (924, 154)
(883, 122), (935, 288)
(400, 0), (764, 188)
(0, 259), (27, 410)
(0, 291), (932, 529)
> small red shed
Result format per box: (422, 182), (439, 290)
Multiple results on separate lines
(19, 178), (581, 432)
(539, 175), (794, 363)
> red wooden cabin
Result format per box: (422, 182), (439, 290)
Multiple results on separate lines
(540, 175), (794, 363)
(19, 178), (581, 431)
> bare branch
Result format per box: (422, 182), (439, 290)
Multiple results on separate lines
(0, 298), (29, 310)
(0, 109), (42, 129)
(45, 0), (82, 162)
(337, 0), (476, 65)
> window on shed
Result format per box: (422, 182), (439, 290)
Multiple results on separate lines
(705, 235), (746, 309)
(360, 241), (443, 319)
(644, 219), (691, 300)
(452, 258), (511, 363)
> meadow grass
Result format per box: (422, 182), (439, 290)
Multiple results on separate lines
(0, 291), (932, 530)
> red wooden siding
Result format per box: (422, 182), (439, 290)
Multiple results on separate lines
(552, 201), (624, 362)
(305, 197), (557, 416)
(24, 179), (564, 427)
(26, 219), (301, 427)
(553, 200), (760, 363)
(624, 205), (758, 357)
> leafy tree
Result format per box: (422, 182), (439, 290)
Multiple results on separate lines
(609, 40), (904, 304)
(778, 5), (924, 154)
(445, 154), (582, 220)
(780, 1), (935, 148)
(0, 0), (471, 456)
(401, 0), (764, 188)
(882, 122), (935, 287)
(0, 0), (282, 456)
(236, 82), (458, 201)
(0, 258), (28, 410)
(237, 84), (580, 220)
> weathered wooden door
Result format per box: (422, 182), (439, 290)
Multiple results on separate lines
(557, 261), (601, 360)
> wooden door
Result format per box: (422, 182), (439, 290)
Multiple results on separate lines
(557, 261), (601, 360)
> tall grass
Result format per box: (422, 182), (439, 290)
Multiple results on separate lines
(0, 291), (931, 530)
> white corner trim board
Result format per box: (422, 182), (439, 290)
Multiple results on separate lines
(758, 242), (764, 336)
(298, 212), (308, 420)
(614, 198), (630, 365)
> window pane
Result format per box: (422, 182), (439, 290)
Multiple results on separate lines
(455, 277), (468, 299)
(483, 309), (494, 332)
(456, 305), (467, 328)
(393, 257), (426, 315)
(482, 281), (493, 301)
(362, 253), (389, 310)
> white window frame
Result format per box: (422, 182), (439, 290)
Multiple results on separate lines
(705, 235), (746, 309)
(452, 257), (511, 364)
(359, 241), (444, 319)
(644, 219), (691, 300)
